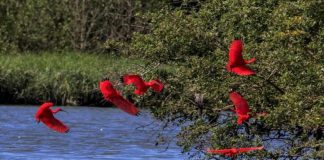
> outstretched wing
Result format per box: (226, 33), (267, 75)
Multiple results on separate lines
(238, 146), (264, 153)
(100, 80), (111, 97)
(123, 74), (145, 87)
(123, 74), (147, 95)
(40, 114), (69, 133)
(40, 102), (54, 109)
(229, 91), (250, 115)
(228, 40), (245, 66)
(100, 80), (119, 98)
(146, 79), (164, 92)
(231, 65), (255, 76)
(35, 102), (54, 121)
(108, 95), (139, 116)
(207, 148), (236, 156)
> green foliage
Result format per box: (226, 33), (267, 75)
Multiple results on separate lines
(132, 0), (324, 159)
(131, 9), (216, 62)
(0, 0), (71, 51)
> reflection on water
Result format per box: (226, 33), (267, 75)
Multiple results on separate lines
(0, 105), (185, 160)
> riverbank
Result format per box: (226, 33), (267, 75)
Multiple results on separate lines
(0, 52), (151, 106)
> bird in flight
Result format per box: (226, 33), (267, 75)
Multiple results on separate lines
(226, 39), (256, 76)
(121, 74), (164, 95)
(229, 91), (251, 125)
(99, 79), (139, 116)
(207, 146), (264, 156)
(35, 102), (69, 133)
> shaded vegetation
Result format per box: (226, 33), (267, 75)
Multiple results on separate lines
(0, 0), (165, 52)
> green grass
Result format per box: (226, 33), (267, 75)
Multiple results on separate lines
(0, 52), (150, 106)
(0, 52), (145, 79)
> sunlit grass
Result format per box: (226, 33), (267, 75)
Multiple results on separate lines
(0, 52), (149, 106)
(0, 52), (145, 79)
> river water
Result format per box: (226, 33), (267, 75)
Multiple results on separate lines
(0, 105), (185, 160)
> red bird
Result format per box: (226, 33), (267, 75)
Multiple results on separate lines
(229, 91), (250, 125)
(35, 102), (69, 133)
(207, 146), (264, 156)
(226, 39), (256, 76)
(121, 74), (164, 95)
(99, 80), (139, 116)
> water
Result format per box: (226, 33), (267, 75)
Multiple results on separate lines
(0, 105), (185, 160)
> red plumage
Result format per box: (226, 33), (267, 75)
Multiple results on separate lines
(229, 91), (250, 125)
(146, 79), (164, 93)
(122, 74), (164, 95)
(226, 40), (256, 76)
(238, 146), (264, 153)
(35, 102), (69, 133)
(207, 146), (264, 156)
(207, 148), (238, 156)
(99, 80), (139, 116)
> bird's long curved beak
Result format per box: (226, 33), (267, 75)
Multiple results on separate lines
(61, 109), (68, 114)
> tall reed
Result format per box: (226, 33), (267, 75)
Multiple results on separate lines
(0, 52), (146, 106)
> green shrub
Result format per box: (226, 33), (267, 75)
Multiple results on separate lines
(132, 0), (323, 159)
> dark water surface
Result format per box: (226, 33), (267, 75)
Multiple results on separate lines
(0, 105), (185, 160)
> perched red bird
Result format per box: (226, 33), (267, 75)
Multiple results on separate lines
(229, 91), (250, 125)
(35, 102), (69, 133)
(121, 74), (164, 95)
(226, 39), (256, 76)
(99, 80), (139, 116)
(207, 146), (264, 156)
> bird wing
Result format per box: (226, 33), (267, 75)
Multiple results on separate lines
(108, 95), (139, 116)
(40, 113), (69, 133)
(35, 102), (54, 121)
(228, 40), (245, 67)
(238, 146), (264, 153)
(99, 81), (111, 97)
(231, 65), (255, 76)
(207, 148), (233, 155)
(40, 102), (54, 109)
(229, 91), (250, 115)
(100, 80), (119, 98)
(146, 79), (164, 92)
(123, 74), (148, 95)
(123, 74), (146, 87)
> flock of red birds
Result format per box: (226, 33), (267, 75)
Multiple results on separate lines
(34, 39), (264, 157)
(207, 39), (265, 156)
(35, 74), (164, 134)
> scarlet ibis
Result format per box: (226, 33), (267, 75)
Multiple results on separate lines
(226, 39), (256, 76)
(35, 102), (69, 133)
(207, 146), (264, 156)
(229, 91), (250, 125)
(121, 74), (164, 95)
(99, 80), (139, 116)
